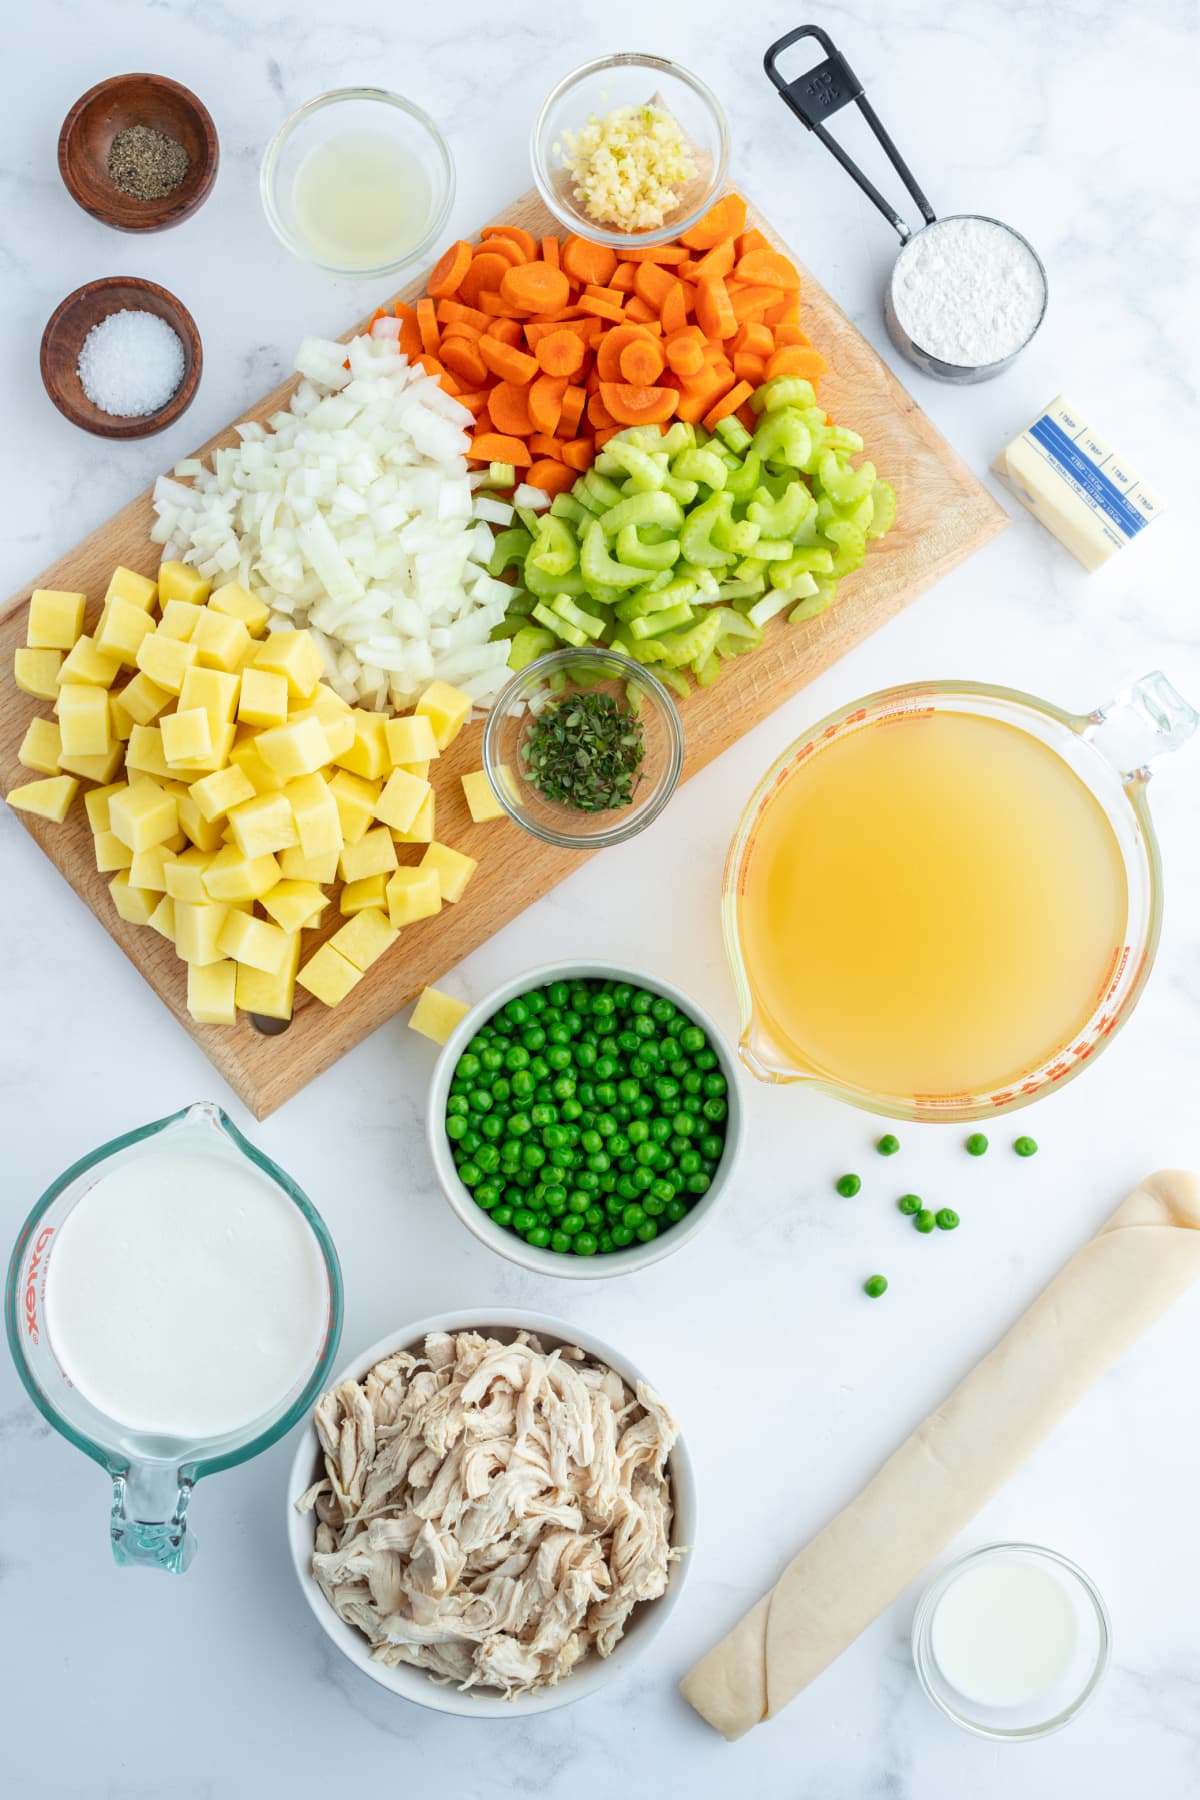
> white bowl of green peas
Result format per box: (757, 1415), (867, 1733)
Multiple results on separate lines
(427, 961), (743, 1277)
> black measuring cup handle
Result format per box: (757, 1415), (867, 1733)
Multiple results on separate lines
(764, 25), (936, 243)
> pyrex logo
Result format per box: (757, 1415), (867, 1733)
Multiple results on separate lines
(23, 1227), (54, 1343)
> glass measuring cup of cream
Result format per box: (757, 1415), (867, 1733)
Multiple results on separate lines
(912, 1543), (1111, 1738)
(722, 672), (1196, 1122)
(5, 1102), (342, 1573)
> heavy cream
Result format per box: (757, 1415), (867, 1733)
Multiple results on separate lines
(44, 1142), (328, 1440)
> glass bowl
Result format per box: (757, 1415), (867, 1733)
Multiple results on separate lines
(531, 54), (729, 248)
(482, 646), (684, 849)
(260, 87), (454, 277)
(911, 1543), (1112, 1740)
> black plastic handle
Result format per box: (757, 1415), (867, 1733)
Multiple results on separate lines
(764, 25), (936, 242)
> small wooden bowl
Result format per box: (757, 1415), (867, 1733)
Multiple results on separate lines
(59, 73), (218, 232)
(41, 277), (203, 439)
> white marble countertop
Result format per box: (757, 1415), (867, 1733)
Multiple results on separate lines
(3, 4), (1199, 1796)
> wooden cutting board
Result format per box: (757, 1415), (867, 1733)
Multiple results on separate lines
(0, 189), (1006, 1117)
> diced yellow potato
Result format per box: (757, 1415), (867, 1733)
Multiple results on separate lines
(96, 598), (156, 666)
(125, 724), (173, 780)
(216, 909), (292, 975)
(109, 781), (178, 852)
(109, 870), (159, 926)
(109, 697), (133, 741)
(409, 985), (470, 1045)
(147, 894), (176, 941)
(105, 566), (158, 611)
(169, 723), (236, 777)
(421, 841), (478, 904)
(237, 667), (289, 730)
(129, 842), (178, 892)
(57, 635), (121, 688)
(391, 788), (436, 844)
(86, 782), (126, 833)
(374, 767), (432, 834)
(279, 845), (340, 884)
(175, 789), (225, 852)
(14, 647), (63, 699)
(192, 608), (251, 672)
(250, 629), (324, 702)
(93, 830), (134, 873)
(338, 826), (397, 883)
(157, 599), (204, 641)
(56, 684), (110, 758)
(5, 774), (78, 823)
(28, 589), (86, 650)
(334, 710), (389, 780)
(174, 899), (229, 965)
(158, 561), (211, 607)
(229, 734), (285, 795)
(311, 682), (354, 718)
(461, 768), (507, 824)
(209, 582), (270, 635)
(296, 705), (355, 760)
(117, 671), (171, 727)
(235, 929), (301, 1020)
(260, 879), (327, 933)
(328, 770), (380, 846)
(384, 713), (440, 766)
(188, 762), (255, 824)
(340, 872), (388, 915)
(256, 716), (330, 781)
(59, 743), (125, 783)
(178, 666), (240, 730)
(135, 631), (196, 694)
(19, 717), (62, 775)
(187, 959), (237, 1025)
(385, 865), (442, 927)
(285, 772), (342, 858)
(227, 791), (299, 859)
(415, 679), (473, 750)
(161, 708), (214, 766)
(297, 942), (362, 1007)
(164, 849), (213, 902)
(202, 845), (281, 903)
(330, 906), (398, 972)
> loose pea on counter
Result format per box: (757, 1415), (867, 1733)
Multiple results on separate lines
(444, 977), (729, 1257)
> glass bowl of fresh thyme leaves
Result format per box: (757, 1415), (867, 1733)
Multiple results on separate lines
(482, 647), (685, 849)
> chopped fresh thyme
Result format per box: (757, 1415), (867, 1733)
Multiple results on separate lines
(520, 690), (645, 812)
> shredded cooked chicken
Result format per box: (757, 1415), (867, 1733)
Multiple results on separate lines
(296, 1330), (681, 1698)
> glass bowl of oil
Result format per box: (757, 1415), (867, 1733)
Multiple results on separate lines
(260, 87), (454, 278)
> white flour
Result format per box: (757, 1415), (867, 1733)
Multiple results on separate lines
(891, 217), (1045, 367)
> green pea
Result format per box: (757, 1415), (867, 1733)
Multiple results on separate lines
(965, 1133), (988, 1156)
(510, 1070), (535, 1099)
(560, 1097), (583, 1122)
(914, 1209), (936, 1233)
(622, 1204), (646, 1229)
(648, 1117), (671, 1144)
(522, 1143), (546, 1170)
(632, 1165), (655, 1193)
(678, 1025), (705, 1055)
(548, 981), (569, 1008)
(446, 1114), (468, 1142)
(665, 1197), (687, 1222)
(511, 1208), (536, 1233)
(876, 1134), (900, 1156)
(897, 1194), (922, 1215)
(474, 1184), (500, 1210)
(551, 1076), (576, 1102)
(863, 1275), (888, 1298)
(527, 1225), (551, 1247)
(456, 1052), (480, 1081)
(590, 994), (615, 1019)
(543, 1185), (567, 1215)
(521, 1027), (546, 1053)
(566, 1189), (589, 1213)
(935, 1209), (960, 1231)
(458, 1161), (482, 1187)
(701, 1072), (727, 1099)
(480, 1047), (503, 1071)
(685, 1172), (710, 1195)
(525, 991), (546, 1015)
(671, 1111), (697, 1138)
(659, 1036), (681, 1063)
(504, 1044), (530, 1071)
(635, 1220), (658, 1242)
(560, 1214), (582, 1237)
(598, 1231), (615, 1254)
(643, 1195), (665, 1217)
(836, 1173), (861, 1198)
(699, 1133), (723, 1161)
(491, 1205), (513, 1227)
(693, 1048), (717, 1072)
(611, 1223), (635, 1246)
(630, 990), (653, 1014)
(504, 998), (529, 1026)
(584, 1205), (605, 1229)
(550, 1230), (571, 1253)
(1014, 1136), (1039, 1157)
(475, 1144), (499, 1173)
(702, 1097), (727, 1124)
(575, 1041), (597, 1068)
(608, 1132), (630, 1158)
(545, 1044), (572, 1072)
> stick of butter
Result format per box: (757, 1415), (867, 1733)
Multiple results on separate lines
(993, 396), (1163, 571)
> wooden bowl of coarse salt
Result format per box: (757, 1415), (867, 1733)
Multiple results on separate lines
(40, 276), (202, 440)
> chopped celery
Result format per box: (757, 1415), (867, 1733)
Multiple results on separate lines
(474, 461), (515, 488)
(628, 602), (695, 640)
(581, 470), (625, 512)
(488, 528), (533, 577)
(617, 524), (681, 571)
(550, 492), (588, 525)
(599, 490), (685, 538)
(715, 414), (753, 455)
(552, 594), (607, 640)
(532, 602), (589, 649)
(868, 479), (897, 538)
(672, 447), (728, 491)
(788, 586), (836, 624)
(528, 517), (579, 579)
(580, 521), (652, 591)
(508, 625), (558, 670)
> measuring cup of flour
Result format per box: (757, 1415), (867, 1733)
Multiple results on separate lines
(5, 1102), (342, 1573)
(765, 26), (1048, 382)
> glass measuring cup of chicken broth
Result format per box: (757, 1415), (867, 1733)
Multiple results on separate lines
(722, 674), (1196, 1122)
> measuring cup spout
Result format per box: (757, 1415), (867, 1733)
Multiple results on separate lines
(110, 1462), (195, 1574)
(738, 1014), (821, 1086)
(1080, 672), (1198, 784)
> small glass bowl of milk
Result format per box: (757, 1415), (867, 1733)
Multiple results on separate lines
(261, 87), (454, 277)
(5, 1101), (342, 1574)
(912, 1542), (1111, 1738)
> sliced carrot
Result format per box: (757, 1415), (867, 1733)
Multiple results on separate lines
(454, 389), (490, 417)
(619, 337), (666, 385)
(415, 299), (440, 356)
(733, 352), (767, 384)
(460, 253), (512, 305)
(584, 284), (627, 309)
(680, 192), (747, 250)
(560, 436), (595, 471)
(736, 401), (756, 431)
(427, 239), (473, 299)
(659, 281), (689, 336)
(597, 324), (656, 382)
(413, 353), (447, 380)
(540, 236), (560, 268)
(773, 323), (811, 347)
(485, 381), (535, 436)
(394, 301), (423, 359)
(766, 346), (828, 381)
(525, 458), (577, 495)
(730, 284), (779, 323)
(477, 291), (527, 318)
(764, 295), (800, 326)
(692, 237), (737, 281)
(633, 261), (676, 310)
(675, 258), (702, 281)
(735, 248), (800, 289)
(560, 386), (587, 435)
(599, 382), (677, 426)
(609, 263), (638, 292)
(695, 275), (738, 340)
(480, 224), (537, 260)
(478, 335), (539, 384)
(435, 298), (491, 331)
(585, 365), (601, 395)
(440, 337), (489, 386)
(674, 367), (735, 424)
(562, 235), (618, 287)
(733, 321), (774, 357)
(485, 316), (525, 347)
(594, 425), (623, 448)
(534, 329), (586, 378)
(702, 380), (755, 431)
(528, 432), (568, 460)
(587, 391), (617, 430)
(619, 243), (689, 264)
(623, 295), (659, 324)
(666, 335), (705, 378)
(440, 318), (483, 343)
(737, 228), (770, 257)
(500, 261), (571, 315)
(577, 294), (625, 323)
(469, 431), (532, 467)
(528, 374), (567, 435)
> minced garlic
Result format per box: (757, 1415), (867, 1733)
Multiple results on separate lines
(560, 103), (697, 233)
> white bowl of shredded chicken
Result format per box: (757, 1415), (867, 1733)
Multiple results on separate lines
(287, 1311), (695, 1714)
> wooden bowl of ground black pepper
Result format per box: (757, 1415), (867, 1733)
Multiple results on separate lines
(59, 73), (218, 232)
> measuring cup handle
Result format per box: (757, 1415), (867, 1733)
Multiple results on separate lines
(1080, 672), (1199, 784)
(110, 1468), (196, 1574)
